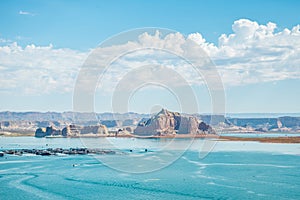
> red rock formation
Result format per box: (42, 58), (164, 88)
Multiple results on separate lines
(134, 109), (215, 136)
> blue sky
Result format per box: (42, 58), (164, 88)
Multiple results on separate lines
(1, 0), (300, 50)
(0, 0), (299, 113)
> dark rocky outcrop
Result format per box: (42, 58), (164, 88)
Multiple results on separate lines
(35, 128), (47, 137)
(0, 148), (117, 156)
(35, 126), (61, 137)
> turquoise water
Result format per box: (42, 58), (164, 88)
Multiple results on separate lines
(0, 137), (300, 199)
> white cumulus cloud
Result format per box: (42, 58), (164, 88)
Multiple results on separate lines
(0, 19), (299, 96)
(0, 42), (87, 94)
(212, 19), (300, 85)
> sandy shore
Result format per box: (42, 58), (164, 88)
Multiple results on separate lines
(218, 136), (300, 143)
(1, 132), (300, 143)
(0, 131), (34, 137)
(134, 134), (300, 143)
(134, 134), (219, 139)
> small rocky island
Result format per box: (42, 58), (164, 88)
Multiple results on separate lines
(0, 148), (117, 156)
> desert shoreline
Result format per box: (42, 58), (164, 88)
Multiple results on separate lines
(1, 132), (300, 143)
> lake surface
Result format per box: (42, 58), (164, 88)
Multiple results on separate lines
(0, 137), (299, 200)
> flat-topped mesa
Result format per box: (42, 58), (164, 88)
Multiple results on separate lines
(62, 124), (108, 136)
(35, 124), (108, 137)
(134, 109), (215, 136)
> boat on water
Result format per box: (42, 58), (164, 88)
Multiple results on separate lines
(45, 135), (66, 138)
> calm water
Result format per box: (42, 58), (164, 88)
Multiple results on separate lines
(0, 137), (300, 200)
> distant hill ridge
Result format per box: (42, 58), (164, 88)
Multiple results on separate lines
(0, 111), (299, 134)
(0, 111), (149, 121)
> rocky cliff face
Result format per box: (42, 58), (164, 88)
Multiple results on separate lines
(134, 109), (215, 136)
(3, 112), (300, 136)
(35, 126), (62, 137)
(1, 121), (69, 133)
(227, 116), (300, 132)
(62, 125), (108, 136)
(278, 117), (300, 128)
(35, 124), (108, 137)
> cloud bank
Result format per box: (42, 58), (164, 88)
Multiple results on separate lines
(0, 42), (86, 94)
(0, 19), (299, 95)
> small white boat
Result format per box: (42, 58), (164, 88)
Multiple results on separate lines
(45, 135), (65, 138)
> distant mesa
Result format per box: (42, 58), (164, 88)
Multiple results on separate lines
(62, 124), (108, 136)
(35, 124), (108, 137)
(134, 109), (215, 136)
(2, 110), (298, 137)
(34, 109), (215, 137)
